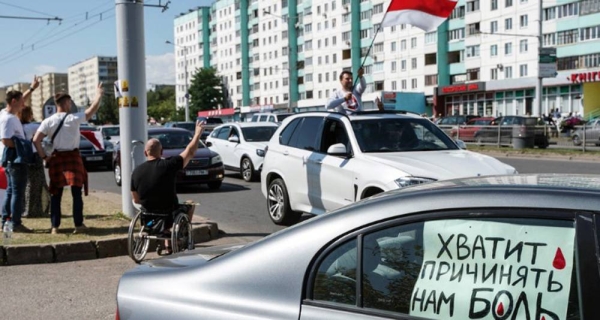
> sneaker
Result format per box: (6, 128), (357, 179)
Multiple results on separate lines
(51, 227), (59, 235)
(73, 224), (88, 234)
(13, 225), (32, 233)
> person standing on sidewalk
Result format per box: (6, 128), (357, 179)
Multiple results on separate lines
(33, 83), (104, 235)
(0, 77), (40, 232)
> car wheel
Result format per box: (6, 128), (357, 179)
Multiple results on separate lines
(267, 178), (301, 226)
(207, 181), (222, 190)
(114, 163), (122, 186)
(572, 135), (582, 146)
(240, 157), (256, 182)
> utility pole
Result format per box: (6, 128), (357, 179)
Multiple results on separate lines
(116, 0), (148, 218)
(536, 0), (543, 117)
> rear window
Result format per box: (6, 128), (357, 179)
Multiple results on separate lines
(242, 127), (278, 142)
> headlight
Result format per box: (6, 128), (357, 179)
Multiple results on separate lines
(394, 176), (436, 188)
(256, 149), (265, 157)
(210, 155), (222, 165)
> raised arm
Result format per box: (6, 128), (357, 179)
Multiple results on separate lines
(85, 82), (104, 121)
(22, 75), (40, 101)
(179, 120), (204, 168)
(326, 90), (348, 112)
(354, 67), (367, 95)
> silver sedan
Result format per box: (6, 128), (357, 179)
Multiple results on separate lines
(116, 174), (600, 319)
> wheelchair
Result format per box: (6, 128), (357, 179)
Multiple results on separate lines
(127, 204), (195, 263)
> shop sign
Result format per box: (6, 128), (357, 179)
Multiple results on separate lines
(240, 104), (274, 113)
(569, 71), (600, 83)
(438, 82), (485, 95)
(539, 47), (557, 78)
(197, 108), (235, 117)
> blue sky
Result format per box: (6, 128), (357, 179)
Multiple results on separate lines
(0, 0), (211, 88)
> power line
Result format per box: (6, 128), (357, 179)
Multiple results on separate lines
(0, 15), (61, 21)
(0, 0), (57, 18)
(61, 0), (114, 21)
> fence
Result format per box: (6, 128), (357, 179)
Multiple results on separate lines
(438, 123), (600, 152)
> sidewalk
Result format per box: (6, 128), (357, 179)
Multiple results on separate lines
(0, 190), (219, 266)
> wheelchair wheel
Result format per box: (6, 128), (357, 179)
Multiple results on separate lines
(172, 213), (194, 253)
(128, 211), (150, 263)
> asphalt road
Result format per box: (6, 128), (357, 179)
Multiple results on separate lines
(1, 156), (599, 320)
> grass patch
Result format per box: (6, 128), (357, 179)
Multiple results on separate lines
(6, 191), (130, 245)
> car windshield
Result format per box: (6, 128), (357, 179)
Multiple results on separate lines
(352, 118), (459, 152)
(103, 127), (120, 136)
(471, 119), (492, 125)
(149, 131), (205, 149)
(241, 126), (278, 142)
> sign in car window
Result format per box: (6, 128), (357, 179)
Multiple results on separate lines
(410, 219), (575, 320)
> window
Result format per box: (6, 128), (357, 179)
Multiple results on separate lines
(467, 22), (480, 35)
(520, 14), (528, 27)
(505, 66), (513, 78)
(581, 0), (600, 15)
(544, 33), (556, 46)
(373, 3), (384, 14)
(279, 118), (301, 146)
(411, 79), (417, 89)
(467, 68), (480, 80)
(401, 60), (406, 70)
(467, 0), (480, 12)
(391, 61), (397, 73)
(466, 45), (480, 58)
(580, 25), (600, 41)
(424, 31), (437, 44)
(557, 2), (579, 18)
(391, 81), (397, 90)
(505, 18), (512, 30)
(374, 42), (384, 53)
(505, 42), (513, 55)
(448, 28), (465, 41)
(411, 37), (417, 48)
(490, 21), (498, 34)
(506, 0), (513, 7)
(288, 117), (323, 150)
(516, 63), (529, 78)
(400, 40), (406, 50)
(401, 79), (407, 89)
(491, 0), (498, 10)
(557, 29), (579, 45)
(520, 39), (528, 53)
(544, 7), (556, 20)
(425, 74), (437, 86)
(411, 58), (417, 69)
(491, 68), (498, 80)
(310, 216), (579, 318)
(391, 41), (397, 52)
(450, 5), (465, 19)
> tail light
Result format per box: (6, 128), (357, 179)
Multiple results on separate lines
(115, 307), (120, 320)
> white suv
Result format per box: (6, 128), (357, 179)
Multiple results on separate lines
(206, 122), (279, 181)
(261, 111), (517, 225)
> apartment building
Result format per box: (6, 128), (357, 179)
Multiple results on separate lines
(0, 87), (6, 108)
(68, 56), (118, 109)
(177, 0), (600, 118)
(31, 73), (68, 121)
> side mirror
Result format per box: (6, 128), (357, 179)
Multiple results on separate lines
(206, 141), (213, 147)
(455, 140), (467, 150)
(228, 136), (239, 143)
(327, 143), (348, 156)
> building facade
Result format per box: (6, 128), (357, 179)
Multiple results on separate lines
(68, 56), (118, 110)
(31, 73), (68, 121)
(175, 0), (600, 118)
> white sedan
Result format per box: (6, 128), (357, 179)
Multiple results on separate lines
(206, 122), (278, 181)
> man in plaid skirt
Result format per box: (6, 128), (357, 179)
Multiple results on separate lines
(33, 83), (104, 235)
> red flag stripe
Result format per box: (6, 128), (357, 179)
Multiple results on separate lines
(387, 0), (457, 18)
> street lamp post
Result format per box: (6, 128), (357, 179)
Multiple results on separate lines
(166, 40), (190, 121)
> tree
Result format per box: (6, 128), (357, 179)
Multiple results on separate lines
(147, 86), (178, 123)
(188, 67), (225, 120)
(96, 95), (119, 124)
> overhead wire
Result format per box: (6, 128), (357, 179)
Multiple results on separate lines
(0, 0), (57, 18)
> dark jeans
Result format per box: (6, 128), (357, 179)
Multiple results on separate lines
(50, 186), (83, 228)
(2, 163), (28, 227)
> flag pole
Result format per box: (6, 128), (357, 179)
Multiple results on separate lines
(352, 4), (393, 92)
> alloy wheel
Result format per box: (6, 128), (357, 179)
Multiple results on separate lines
(267, 184), (284, 220)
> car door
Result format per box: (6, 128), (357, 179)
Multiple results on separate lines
(282, 117), (325, 214)
(310, 118), (355, 212)
(301, 209), (596, 320)
(208, 126), (231, 165)
(220, 126), (241, 167)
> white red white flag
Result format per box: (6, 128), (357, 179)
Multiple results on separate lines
(380, 0), (458, 32)
(80, 130), (105, 151)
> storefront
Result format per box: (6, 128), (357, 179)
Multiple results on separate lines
(435, 82), (492, 117)
(570, 70), (600, 118)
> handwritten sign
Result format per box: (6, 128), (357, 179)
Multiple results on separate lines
(410, 219), (574, 320)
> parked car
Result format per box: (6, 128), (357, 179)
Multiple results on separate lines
(436, 114), (478, 126)
(112, 127), (224, 189)
(116, 173), (600, 320)
(97, 124), (120, 144)
(449, 117), (495, 141)
(250, 112), (294, 124)
(166, 120), (220, 141)
(473, 116), (550, 148)
(572, 118), (600, 146)
(206, 122), (278, 182)
(260, 111), (516, 225)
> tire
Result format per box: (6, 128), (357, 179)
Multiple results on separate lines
(128, 212), (150, 263)
(172, 214), (193, 253)
(114, 163), (122, 186)
(240, 157), (256, 182)
(572, 135), (582, 146)
(267, 178), (301, 226)
(207, 181), (222, 190)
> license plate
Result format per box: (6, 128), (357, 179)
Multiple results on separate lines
(87, 156), (103, 161)
(186, 170), (208, 176)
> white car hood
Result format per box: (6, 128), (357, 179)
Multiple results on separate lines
(362, 150), (514, 180)
(244, 141), (269, 150)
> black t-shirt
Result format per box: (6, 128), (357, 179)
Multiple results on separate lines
(131, 156), (183, 212)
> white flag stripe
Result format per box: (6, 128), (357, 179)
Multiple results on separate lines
(381, 9), (447, 32)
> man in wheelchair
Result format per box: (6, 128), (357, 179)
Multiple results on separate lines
(130, 120), (205, 255)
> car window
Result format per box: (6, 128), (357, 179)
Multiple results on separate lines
(311, 216), (580, 319)
(103, 127), (120, 136)
(207, 118), (223, 124)
(277, 114), (292, 122)
(242, 126), (278, 142)
(251, 115), (259, 122)
(259, 115), (268, 122)
(216, 126), (230, 140)
(210, 128), (222, 138)
(352, 118), (458, 152)
(280, 118), (302, 146)
(320, 119), (350, 153)
(290, 117), (324, 151)
(149, 131), (197, 149)
(229, 127), (240, 138)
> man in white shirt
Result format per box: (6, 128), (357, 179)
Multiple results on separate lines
(33, 83), (104, 235)
(0, 77), (40, 232)
(326, 68), (384, 114)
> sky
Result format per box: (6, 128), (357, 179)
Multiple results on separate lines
(0, 0), (211, 88)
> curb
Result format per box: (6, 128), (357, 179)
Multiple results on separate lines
(0, 222), (219, 266)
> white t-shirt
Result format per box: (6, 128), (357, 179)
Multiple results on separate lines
(37, 112), (86, 151)
(0, 111), (25, 141)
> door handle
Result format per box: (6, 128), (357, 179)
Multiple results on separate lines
(315, 160), (323, 164)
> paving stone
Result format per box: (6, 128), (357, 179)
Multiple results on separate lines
(54, 241), (97, 263)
